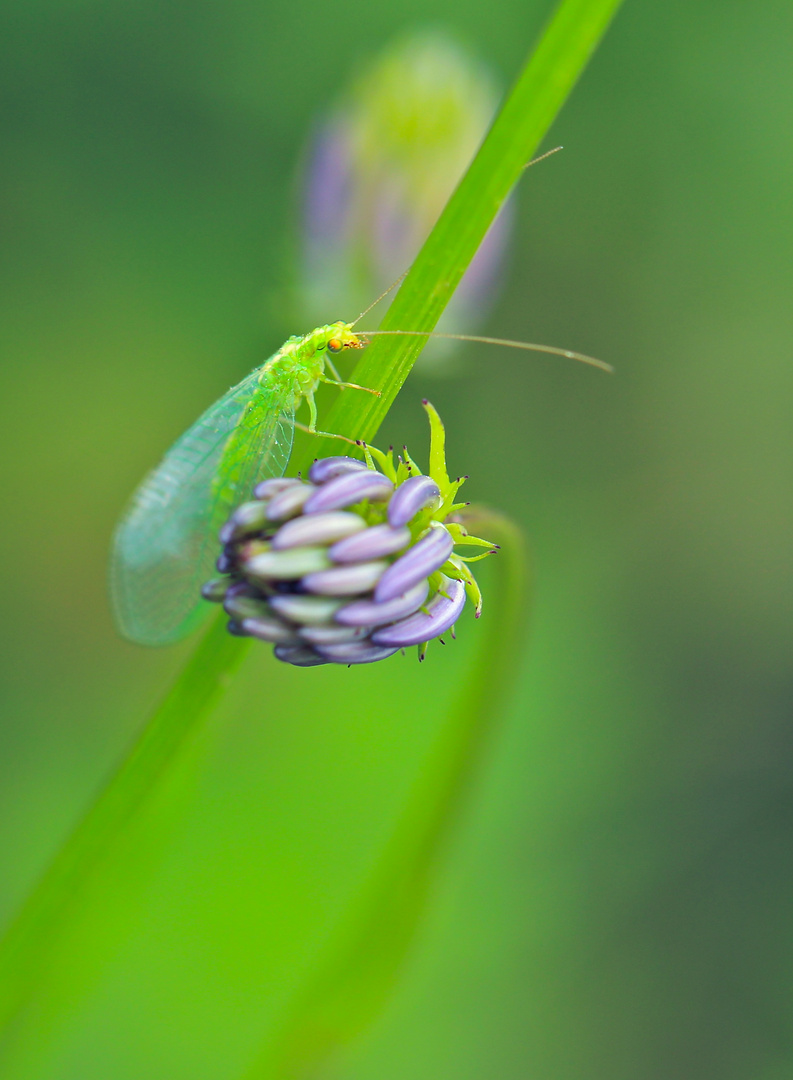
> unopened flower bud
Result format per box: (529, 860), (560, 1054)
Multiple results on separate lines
(203, 402), (496, 666)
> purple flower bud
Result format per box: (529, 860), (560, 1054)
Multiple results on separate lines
(205, 404), (496, 666)
(387, 475), (441, 527)
(335, 579), (429, 627)
(298, 624), (371, 645)
(244, 546), (331, 581)
(274, 644), (329, 667)
(271, 511), (366, 550)
(268, 594), (345, 625)
(241, 615), (302, 645)
(266, 483), (316, 522)
(303, 470), (393, 514)
(223, 592), (273, 622)
(225, 581), (255, 601)
(301, 559), (389, 597)
(216, 550), (235, 574)
(201, 578), (230, 602)
(374, 524), (454, 603)
(308, 456), (369, 484)
(254, 477), (304, 501)
(328, 524), (411, 563)
(371, 577), (465, 646)
(314, 641), (400, 665)
(219, 500), (272, 544)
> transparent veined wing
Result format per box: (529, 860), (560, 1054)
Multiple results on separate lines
(111, 369), (295, 646)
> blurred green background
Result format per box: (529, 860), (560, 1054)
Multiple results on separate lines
(2, 0), (793, 1077)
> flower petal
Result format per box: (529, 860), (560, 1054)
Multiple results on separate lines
(269, 594), (344, 625)
(254, 477), (304, 501)
(373, 524), (454, 603)
(219, 500), (272, 543)
(266, 483), (317, 522)
(301, 560), (389, 596)
(244, 546), (331, 581)
(372, 577), (466, 646)
(303, 470), (393, 514)
(273, 644), (328, 667)
(335, 580), (429, 627)
(272, 511), (366, 550)
(298, 624), (371, 645)
(223, 593), (274, 622)
(201, 578), (230, 602)
(328, 524), (411, 563)
(387, 475), (440, 527)
(241, 616), (302, 645)
(216, 550), (235, 574)
(314, 641), (399, 665)
(308, 456), (369, 484)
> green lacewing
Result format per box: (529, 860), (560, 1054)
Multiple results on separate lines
(110, 147), (616, 649)
(111, 321), (373, 647)
(111, 308), (610, 648)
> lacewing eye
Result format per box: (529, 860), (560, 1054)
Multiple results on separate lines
(327, 338), (343, 353)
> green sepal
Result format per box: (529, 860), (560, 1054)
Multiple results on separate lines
(438, 560), (464, 580)
(401, 445), (423, 476)
(423, 400), (450, 494)
(444, 522), (498, 550)
(453, 550), (497, 564)
(426, 569), (446, 596)
(394, 457), (414, 487)
(446, 555), (483, 617)
(364, 443), (397, 481)
(437, 483), (466, 522)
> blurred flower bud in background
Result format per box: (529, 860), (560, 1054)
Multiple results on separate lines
(295, 28), (513, 372)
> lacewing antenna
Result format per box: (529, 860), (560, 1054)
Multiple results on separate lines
(350, 270), (410, 328)
(523, 145), (563, 169)
(350, 149), (561, 332)
(358, 330), (613, 373)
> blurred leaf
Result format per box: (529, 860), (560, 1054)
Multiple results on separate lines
(0, 620), (251, 1050)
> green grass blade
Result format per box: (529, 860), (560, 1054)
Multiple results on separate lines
(308, 0), (626, 458)
(242, 511), (528, 1079)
